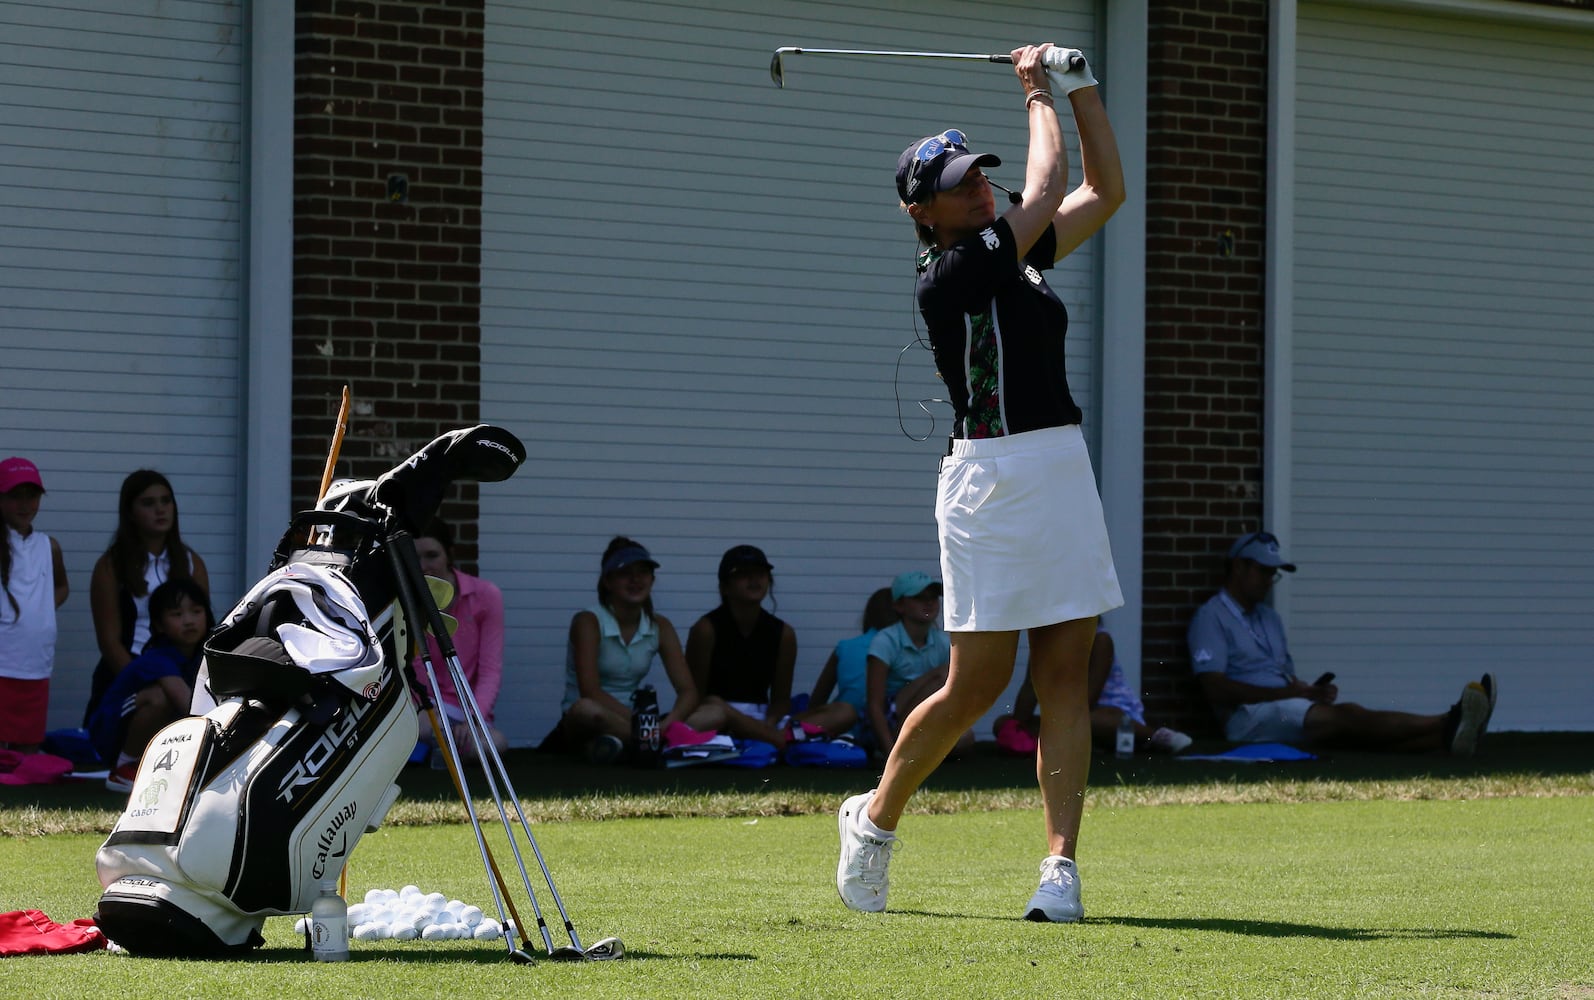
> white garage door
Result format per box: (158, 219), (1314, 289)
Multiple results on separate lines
(0, 1), (244, 728)
(1289, 3), (1594, 730)
(480, 0), (1102, 743)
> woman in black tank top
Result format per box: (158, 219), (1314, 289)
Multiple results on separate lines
(683, 545), (854, 747)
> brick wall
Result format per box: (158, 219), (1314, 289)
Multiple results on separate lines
(1142, 0), (1270, 734)
(292, 0), (486, 564)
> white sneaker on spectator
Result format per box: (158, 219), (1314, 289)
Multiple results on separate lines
(836, 790), (896, 912)
(1025, 855), (1083, 923)
(1149, 727), (1193, 754)
(1448, 682), (1489, 756)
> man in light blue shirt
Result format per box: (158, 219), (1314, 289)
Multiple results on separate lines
(1188, 531), (1495, 754)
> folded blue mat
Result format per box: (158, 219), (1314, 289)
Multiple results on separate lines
(1180, 742), (1316, 762)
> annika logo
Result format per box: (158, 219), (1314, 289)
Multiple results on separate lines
(311, 801), (357, 879)
(981, 227), (1000, 250)
(276, 696), (372, 804)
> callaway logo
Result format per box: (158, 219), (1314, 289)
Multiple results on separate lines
(311, 801), (357, 879)
(981, 227), (1000, 250)
(1024, 264), (1042, 285)
(276, 696), (372, 804)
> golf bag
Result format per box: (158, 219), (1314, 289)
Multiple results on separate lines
(94, 425), (526, 956)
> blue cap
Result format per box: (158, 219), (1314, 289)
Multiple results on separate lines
(891, 571), (943, 601)
(1228, 531), (1296, 572)
(601, 544), (659, 575)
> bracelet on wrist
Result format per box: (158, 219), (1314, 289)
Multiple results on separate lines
(1025, 88), (1054, 109)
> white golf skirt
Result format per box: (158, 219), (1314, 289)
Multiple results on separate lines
(936, 424), (1122, 632)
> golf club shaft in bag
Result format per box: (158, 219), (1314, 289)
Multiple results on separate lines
(389, 528), (624, 962)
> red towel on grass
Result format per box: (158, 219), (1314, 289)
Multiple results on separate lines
(0, 750), (74, 786)
(0, 910), (106, 956)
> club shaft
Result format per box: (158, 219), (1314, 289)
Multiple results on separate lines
(394, 529), (588, 955)
(387, 537), (519, 957)
(780, 47), (1011, 63)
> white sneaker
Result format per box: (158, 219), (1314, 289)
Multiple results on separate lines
(836, 790), (896, 912)
(1149, 727), (1193, 754)
(1449, 682), (1489, 756)
(1024, 855), (1083, 923)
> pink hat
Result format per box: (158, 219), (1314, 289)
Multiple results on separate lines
(0, 458), (44, 494)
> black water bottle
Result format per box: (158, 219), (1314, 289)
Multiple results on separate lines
(631, 685), (661, 768)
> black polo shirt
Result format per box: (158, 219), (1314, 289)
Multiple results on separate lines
(917, 218), (1082, 438)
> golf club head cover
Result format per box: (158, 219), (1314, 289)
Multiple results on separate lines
(366, 424), (527, 534)
(1042, 47), (1096, 95)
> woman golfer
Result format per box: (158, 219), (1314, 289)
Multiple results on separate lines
(837, 42), (1126, 922)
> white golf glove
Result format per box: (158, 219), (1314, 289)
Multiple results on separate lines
(1043, 47), (1097, 95)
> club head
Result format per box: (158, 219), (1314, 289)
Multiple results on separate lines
(424, 574), (455, 609)
(583, 936), (625, 961)
(509, 948), (536, 965)
(549, 945), (586, 962)
(770, 47), (795, 88)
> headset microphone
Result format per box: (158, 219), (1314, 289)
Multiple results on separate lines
(989, 180), (1022, 205)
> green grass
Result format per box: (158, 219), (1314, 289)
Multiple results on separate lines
(1, 734), (1592, 998)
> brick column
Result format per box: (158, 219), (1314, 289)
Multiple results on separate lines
(292, 0), (485, 563)
(1141, 0), (1270, 734)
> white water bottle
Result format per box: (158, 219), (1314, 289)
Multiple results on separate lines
(310, 877), (349, 962)
(1115, 714), (1135, 759)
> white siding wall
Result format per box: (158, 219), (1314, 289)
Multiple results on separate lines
(0, 1), (244, 728)
(1288, 3), (1594, 729)
(480, 0), (1102, 744)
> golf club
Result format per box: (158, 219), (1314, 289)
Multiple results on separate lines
(391, 531), (624, 963)
(769, 46), (1083, 88)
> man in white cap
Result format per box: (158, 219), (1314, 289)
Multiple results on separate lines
(1188, 531), (1495, 755)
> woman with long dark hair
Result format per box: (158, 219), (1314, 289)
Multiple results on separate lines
(84, 469), (209, 724)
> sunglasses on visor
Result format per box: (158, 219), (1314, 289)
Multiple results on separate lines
(906, 129), (972, 201)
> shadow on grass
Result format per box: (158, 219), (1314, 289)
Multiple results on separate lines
(1098, 916), (1514, 941)
(886, 911), (1513, 942)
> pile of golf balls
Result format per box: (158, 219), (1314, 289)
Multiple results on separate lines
(292, 885), (514, 943)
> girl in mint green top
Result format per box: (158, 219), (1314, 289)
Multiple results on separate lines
(559, 537), (699, 749)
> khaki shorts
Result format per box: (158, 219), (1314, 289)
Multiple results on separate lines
(1226, 698), (1313, 743)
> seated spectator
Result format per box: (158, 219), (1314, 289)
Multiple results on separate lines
(412, 518), (507, 760)
(994, 628), (1193, 755)
(1188, 531), (1496, 754)
(865, 571), (972, 757)
(684, 545), (853, 746)
(90, 579), (209, 793)
(560, 537), (700, 763)
(85, 470), (210, 725)
(807, 587), (896, 741)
